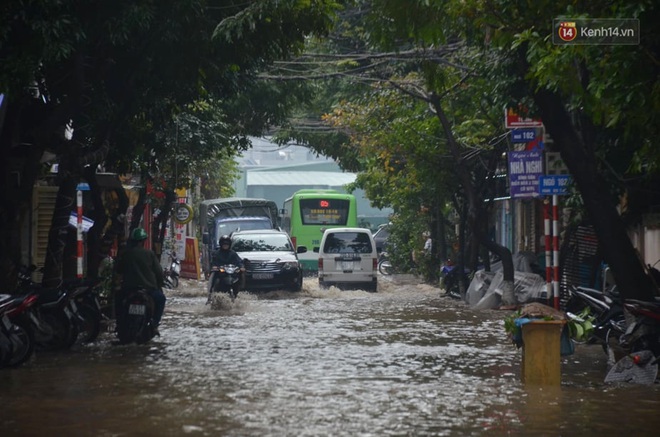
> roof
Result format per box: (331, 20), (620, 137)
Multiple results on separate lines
(246, 171), (355, 187)
(232, 229), (288, 235)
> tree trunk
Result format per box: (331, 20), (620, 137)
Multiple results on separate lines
(429, 93), (516, 305)
(534, 89), (656, 301)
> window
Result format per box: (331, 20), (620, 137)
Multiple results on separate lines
(323, 232), (373, 254)
(233, 234), (293, 252)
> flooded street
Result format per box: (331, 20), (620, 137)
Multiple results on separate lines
(2, 275), (660, 436)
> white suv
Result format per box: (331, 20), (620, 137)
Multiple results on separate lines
(314, 227), (378, 292)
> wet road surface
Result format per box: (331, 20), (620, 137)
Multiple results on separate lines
(1, 275), (660, 436)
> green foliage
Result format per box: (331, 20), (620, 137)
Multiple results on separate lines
(503, 310), (522, 341)
(566, 307), (595, 343)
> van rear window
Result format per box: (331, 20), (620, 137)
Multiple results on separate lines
(323, 232), (373, 254)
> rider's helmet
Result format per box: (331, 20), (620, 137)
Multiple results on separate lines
(130, 227), (148, 241)
(218, 234), (232, 249)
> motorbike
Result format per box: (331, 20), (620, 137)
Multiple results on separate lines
(564, 284), (625, 360)
(208, 264), (242, 301)
(68, 278), (103, 344)
(17, 265), (102, 349)
(0, 293), (38, 368)
(377, 251), (394, 276)
(441, 260), (470, 300)
(163, 252), (181, 289)
(600, 298), (660, 384)
(115, 288), (157, 344)
(618, 298), (660, 359)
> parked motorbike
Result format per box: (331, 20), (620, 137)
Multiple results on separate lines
(163, 252), (181, 289)
(115, 288), (157, 344)
(618, 298), (660, 359)
(16, 265), (103, 349)
(564, 285), (625, 358)
(208, 264), (242, 301)
(0, 293), (38, 368)
(68, 278), (103, 344)
(441, 260), (470, 300)
(377, 252), (394, 276)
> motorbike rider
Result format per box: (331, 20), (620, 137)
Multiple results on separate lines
(116, 227), (167, 332)
(209, 234), (245, 292)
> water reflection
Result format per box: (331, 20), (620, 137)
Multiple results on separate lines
(1, 275), (659, 436)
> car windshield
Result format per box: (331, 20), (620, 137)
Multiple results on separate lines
(232, 234), (293, 252)
(215, 219), (271, 238)
(374, 226), (390, 239)
(323, 232), (373, 254)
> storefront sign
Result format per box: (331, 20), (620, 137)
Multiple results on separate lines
(508, 150), (544, 198)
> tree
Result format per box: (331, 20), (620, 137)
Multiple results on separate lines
(263, 0), (660, 303)
(263, 2), (517, 297)
(457, 0), (660, 300)
(0, 0), (341, 290)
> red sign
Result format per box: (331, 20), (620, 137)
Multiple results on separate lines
(505, 107), (543, 129)
(180, 237), (200, 280)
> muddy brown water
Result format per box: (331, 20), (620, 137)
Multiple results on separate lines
(1, 275), (659, 436)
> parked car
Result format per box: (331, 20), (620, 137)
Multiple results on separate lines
(372, 223), (391, 253)
(314, 227), (378, 292)
(231, 230), (306, 292)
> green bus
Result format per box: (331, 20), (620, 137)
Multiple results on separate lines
(282, 189), (359, 271)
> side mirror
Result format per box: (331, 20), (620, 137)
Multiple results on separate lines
(297, 246), (308, 254)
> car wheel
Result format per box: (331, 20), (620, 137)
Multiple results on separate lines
(290, 274), (303, 292)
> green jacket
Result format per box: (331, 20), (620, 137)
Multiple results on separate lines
(118, 245), (164, 290)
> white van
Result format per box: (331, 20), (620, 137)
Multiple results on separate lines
(314, 227), (378, 292)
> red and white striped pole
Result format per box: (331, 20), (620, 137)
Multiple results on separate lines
(77, 189), (83, 278)
(543, 198), (552, 305)
(552, 194), (560, 309)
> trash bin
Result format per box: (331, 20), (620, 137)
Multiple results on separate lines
(520, 320), (566, 385)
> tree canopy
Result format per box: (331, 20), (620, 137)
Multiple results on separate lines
(260, 0), (660, 300)
(0, 0), (341, 288)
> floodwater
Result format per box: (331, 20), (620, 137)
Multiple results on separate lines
(1, 275), (659, 436)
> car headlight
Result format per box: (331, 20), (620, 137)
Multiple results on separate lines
(283, 261), (299, 270)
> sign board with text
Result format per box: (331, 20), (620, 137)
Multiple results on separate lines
(508, 150), (544, 198)
(510, 129), (537, 143)
(505, 108), (543, 129)
(539, 175), (571, 195)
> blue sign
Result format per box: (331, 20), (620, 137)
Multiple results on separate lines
(510, 129), (536, 143)
(540, 175), (571, 195)
(76, 182), (90, 191)
(508, 150), (544, 198)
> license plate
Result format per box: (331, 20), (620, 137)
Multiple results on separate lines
(252, 273), (274, 280)
(2, 315), (11, 330)
(341, 261), (354, 271)
(128, 304), (146, 315)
